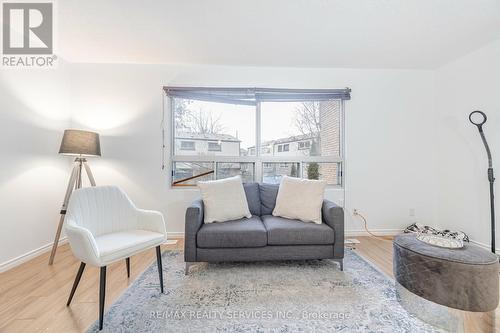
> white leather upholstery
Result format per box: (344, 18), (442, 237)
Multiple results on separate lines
(65, 186), (167, 266)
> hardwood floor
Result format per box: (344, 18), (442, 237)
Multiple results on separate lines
(0, 239), (184, 333)
(0, 236), (497, 332)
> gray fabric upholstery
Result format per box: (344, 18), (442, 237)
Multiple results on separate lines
(184, 199), (204, 262)
(197, 245), (334, 262)
(322, 199), (344, 259)
(184, 184), (345, 265)
(243, 183), (261, 216)
(394, 234), (498, 264)
(393, 234), (499, 312)
(262, 215), (335, 245)
(197, 216), (267, 248)
(259, 183), (279, 215)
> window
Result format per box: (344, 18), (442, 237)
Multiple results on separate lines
(208, 142), (222, 152)
(173, 99), (253, 157)
(216, 162), (255, 183)
(302, 162), (342, 186)
(180, 141), (195, 151)
(263, 162), (300, 184)
(166, 87), (348, 186)
(277, 144), (290, 153)
(172, 162), (214, 186)
(298, 141), (311, 150)
(261, 101), (341, 158)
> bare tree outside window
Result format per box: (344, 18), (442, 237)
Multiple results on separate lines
(294, 102), (321, 156)
(174, 99), (192, 131)
(188, 110), (225, 135)
(175, 101), (225, 135)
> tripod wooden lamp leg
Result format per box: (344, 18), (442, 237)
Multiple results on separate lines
(48, 164), (79, 265)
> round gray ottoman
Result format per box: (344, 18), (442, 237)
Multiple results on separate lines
(393, 234), (499, 312)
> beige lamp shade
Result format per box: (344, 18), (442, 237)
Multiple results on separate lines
(59, 129), (101, 156)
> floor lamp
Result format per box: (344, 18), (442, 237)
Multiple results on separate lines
(469, 111), (496, 253)
(48, 129), (101, 265)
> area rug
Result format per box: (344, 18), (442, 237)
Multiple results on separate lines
(87, 250), (445, 332)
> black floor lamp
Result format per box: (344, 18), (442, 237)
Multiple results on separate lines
(469, 111), (496, 253)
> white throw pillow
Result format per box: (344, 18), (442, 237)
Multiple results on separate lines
(198, 176), (251, 223)
(272, 176), (326, 224)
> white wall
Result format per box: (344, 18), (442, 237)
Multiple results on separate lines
(0, 63), (71, 269)
(435, 38), (500, 249)
(68, 63), (437, 236)
(0, 62), (438, 268)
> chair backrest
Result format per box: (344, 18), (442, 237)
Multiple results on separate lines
(66, 186), (138, 236)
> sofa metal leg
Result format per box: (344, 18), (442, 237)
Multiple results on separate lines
(185, 262), (194, 275)
(334, 259), (344, 271)
(125, 257), (130, 278)
(156, 246), (164, 293)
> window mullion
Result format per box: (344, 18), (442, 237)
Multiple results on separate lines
(256, 101), (262, 182)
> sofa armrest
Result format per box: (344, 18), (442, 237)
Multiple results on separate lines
(322, 199), (344, 259)
(184, 199), (204, 262)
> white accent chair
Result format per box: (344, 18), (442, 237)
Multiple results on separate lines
(64, 186), (167, 330)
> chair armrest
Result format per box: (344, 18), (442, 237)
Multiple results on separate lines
(184, 199), (204, 262)
(322, 199), (344, 259)
(64, 221), (101, 266)
(137, 209), (167, 240)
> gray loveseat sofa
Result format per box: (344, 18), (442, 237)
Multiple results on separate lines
(184, 183), (344, 274)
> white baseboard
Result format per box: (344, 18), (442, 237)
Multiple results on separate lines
(469, 239), (500, 254)
(0, 237), (67, 273)
(167, 232), (185, 238)
(345, 229), (403, 237)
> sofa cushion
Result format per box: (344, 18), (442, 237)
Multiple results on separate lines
(243, 183), (261, 216)
(259, 184), (279, 215)
(198, 176), (251, 223)
(273, 176), (326, 224)
(262, 215), (335, 245)
(197, 216), (267, 248)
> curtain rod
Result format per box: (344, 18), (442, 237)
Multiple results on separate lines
(163, 86), (351, 93)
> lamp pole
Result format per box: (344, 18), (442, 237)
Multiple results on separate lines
(469, 111), (496, 253)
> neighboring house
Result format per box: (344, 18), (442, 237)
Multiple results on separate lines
(174, 132), (242, 184)
(246, 134), (318, 184)
(175, 132), (241, 156)
(246, 133), (316, 157)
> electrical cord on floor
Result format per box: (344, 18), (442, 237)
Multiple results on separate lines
(353, 209), (391, 241)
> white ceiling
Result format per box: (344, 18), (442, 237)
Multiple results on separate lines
(59, 0), (500, 69)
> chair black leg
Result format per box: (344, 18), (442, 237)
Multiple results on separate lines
(155, 246), (164, 293)
(125, 257), (130, 278)
(66, 262), (86, 306)
(99, 266), (107, 330)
